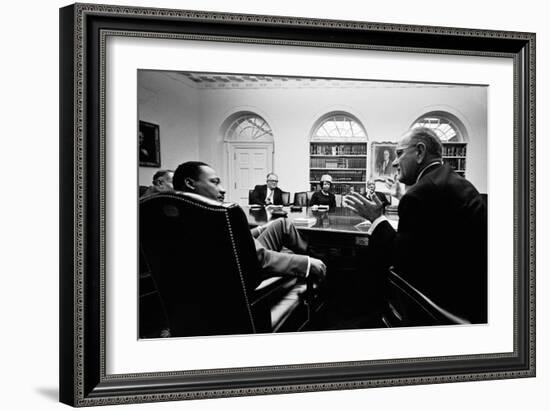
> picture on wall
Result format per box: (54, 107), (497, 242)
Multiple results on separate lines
(139, 120), (161, 167)
(371, 142), (398, 181)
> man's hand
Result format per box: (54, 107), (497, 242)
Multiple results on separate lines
(385, 177), (404, 200)
(309, 257), (327, 282)
(343, 192), (384, 222)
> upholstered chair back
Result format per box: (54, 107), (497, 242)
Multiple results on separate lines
(140, 192), (270, 337)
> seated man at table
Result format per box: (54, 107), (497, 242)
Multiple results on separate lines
(344, 127), (487, 323)
(365, 180), (391, 209)
(141, 169), (174, 198)
(173, 161), (327, 281)
(251, 173), (284, 206)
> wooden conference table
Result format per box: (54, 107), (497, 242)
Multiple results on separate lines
(244, 205), (399, 329)
(244, 205), (398, 242)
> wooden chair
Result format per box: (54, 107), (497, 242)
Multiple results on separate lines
(249, 188), (290, 206)
(293, 191), (314, 207)
(139, 247), (170, 338)
(281, 191), (291, 206)
(381, 268), (470, 327)
(139, 191), (312, 337)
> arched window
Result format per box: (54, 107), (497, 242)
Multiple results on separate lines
(310, 114), (368, 195)
(412, 113), (468, 176)
(412, 115), (463, 142)
(225, 114), (273, 141)
(312, 114), (367, 140)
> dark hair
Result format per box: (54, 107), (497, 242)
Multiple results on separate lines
(409, 127), (443, 158)
(173, 161), (209, 191)
(152, 169), (173, 186)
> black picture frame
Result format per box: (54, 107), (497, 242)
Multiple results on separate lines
(59, 3), (535, 407)
(139, 120), (160, 167)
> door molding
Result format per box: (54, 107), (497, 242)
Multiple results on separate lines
(225, 142), (274, 203)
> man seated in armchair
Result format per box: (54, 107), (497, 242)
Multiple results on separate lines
(173, 161), (327, 282)
(250, 172), (285, 206)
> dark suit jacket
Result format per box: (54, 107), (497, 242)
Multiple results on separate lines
(309, 190), (336, 210)
(368, 163), (487, 323)
(251, 185), (283, 205)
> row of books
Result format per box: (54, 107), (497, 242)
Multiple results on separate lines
(442, 145), (467, 156)
(310, 157), (366, 168)
(444, 157), (467, 171)
(310, 143), (367, 156)
(309, 183), (367, 195)
(310, 170), (366, 182)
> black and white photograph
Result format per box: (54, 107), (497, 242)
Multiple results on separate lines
(55, 2), (538, 407)
(138, 70), (489, 339)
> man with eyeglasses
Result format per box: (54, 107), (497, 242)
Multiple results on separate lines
(251, 173), (284, 206)
(344, 127), (487, 323)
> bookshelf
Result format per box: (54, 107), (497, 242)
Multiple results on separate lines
(442, 142), (467, 177)
(309, 142), (368, 194)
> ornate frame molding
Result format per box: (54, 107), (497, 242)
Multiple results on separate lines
(60, 3), (535, 406)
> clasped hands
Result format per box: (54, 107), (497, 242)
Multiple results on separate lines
(343, 191), (384, 222)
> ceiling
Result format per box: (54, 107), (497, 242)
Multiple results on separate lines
(158, 71), (478, 90)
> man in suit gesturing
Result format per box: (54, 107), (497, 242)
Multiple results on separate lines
(251, 173), (284, 205)
(344, 127), (487, 323)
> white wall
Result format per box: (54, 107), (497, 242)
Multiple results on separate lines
(138, 71), (201, 184)
(141, 72), (487, 196)
(1, 1), (546, 411)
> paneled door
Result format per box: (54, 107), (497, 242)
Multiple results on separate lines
(228, 144), (273, 205)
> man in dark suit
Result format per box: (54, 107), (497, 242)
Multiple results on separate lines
(172, 162), (326, 281)
(365, 180), (391, 208)
(344, 127), (487, 323)
(140, 169), (174, 198)
(251, 173), (284, 205)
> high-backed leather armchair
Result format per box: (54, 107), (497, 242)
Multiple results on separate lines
(381, 268), (471, 327)
(139, 192), (310, 337)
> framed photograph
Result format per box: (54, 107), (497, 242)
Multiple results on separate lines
(138, 120), (160, 167)
(60, 3), (535, 407)
(371, 142), (398, 181)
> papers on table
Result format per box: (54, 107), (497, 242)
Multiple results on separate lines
(354, 220), (372, 232)
(292, 217), (317, 227)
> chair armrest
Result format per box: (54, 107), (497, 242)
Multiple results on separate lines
(250, 276), (299, 307)
(387, 268), (470, 325)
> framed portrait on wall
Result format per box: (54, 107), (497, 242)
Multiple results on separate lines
(139, 120), (160, 167)
(371, 142), (398, 181)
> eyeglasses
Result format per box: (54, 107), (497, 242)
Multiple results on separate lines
(267, 179), (278, 183)
(395, 144), (416, 158)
